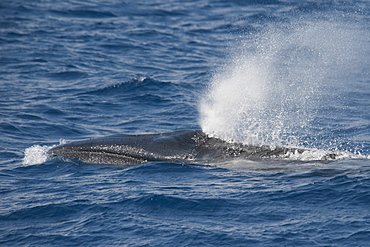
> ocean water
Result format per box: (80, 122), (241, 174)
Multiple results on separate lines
(1, 0), (370, 246)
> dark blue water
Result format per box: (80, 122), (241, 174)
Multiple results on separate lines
(1, 0), (370, 246)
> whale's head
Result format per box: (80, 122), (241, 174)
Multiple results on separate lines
(48, 130), (205, 165)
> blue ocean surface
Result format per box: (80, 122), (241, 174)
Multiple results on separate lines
(1, 0), (370, 246)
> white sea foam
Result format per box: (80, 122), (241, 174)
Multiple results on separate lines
(281, 149), (368, 161)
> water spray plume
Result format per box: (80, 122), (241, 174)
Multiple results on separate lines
(200, 14), (367, 149)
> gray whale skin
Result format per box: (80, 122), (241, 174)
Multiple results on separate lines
(48, 130), (335, 165)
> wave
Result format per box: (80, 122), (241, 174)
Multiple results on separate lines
(81, 77), (182, 96)
(51, 9), (117, 19)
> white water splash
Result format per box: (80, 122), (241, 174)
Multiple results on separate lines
(22, 139), (66, 165)
(200, 14), (367, 149)
(23, 145), (52, 165)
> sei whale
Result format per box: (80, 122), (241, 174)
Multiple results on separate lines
(48, 130), (337, 165)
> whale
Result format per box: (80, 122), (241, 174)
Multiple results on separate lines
(48, 129), (337, 165)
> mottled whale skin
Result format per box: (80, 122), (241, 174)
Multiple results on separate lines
(48, 130), (335, 165)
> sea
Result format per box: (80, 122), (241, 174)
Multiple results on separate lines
(1, 0), (370, 246)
